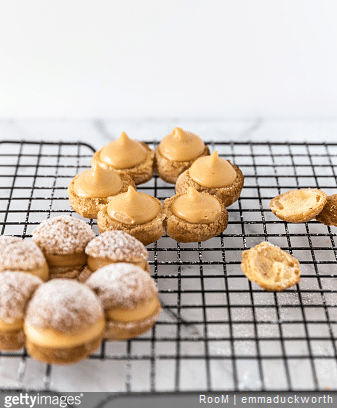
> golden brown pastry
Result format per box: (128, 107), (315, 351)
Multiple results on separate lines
(241, 241), (301, 291)
(68, 162), (135, 219)
(32, 216), (95, 278)
(270, 189), (327, 223)
(85, 230), (150, 277)
(86, 263), (161, 340)
(24, 279), (105, 365)
(0, 236), (49, 281)
(175, 151), (244, 207)
(155, 127), (210, 184)
(97, 186), (165, 246)
(316, 194), (337, 226)
(163, 187), (228, 242)
(0, 271), (42, 351)
(91, 132), (155, 185)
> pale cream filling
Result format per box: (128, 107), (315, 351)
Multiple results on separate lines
(0, 319), (24, 331)
(106, 297), (160, 322)
(45, 252), (87, 268)
(87, 256), (147, 272)
(24, 318), (105, 348)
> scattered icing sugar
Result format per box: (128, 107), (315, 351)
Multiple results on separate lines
(26, 279), (104, 333)
(85, 230), (148, 262)
(86, 263), (158, 309)
(0, 236), (47, 270)
(0, 271), (43, 322)
(32, 216), (95, 255)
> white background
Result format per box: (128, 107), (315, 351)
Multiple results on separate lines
(1, 0), (337, 119)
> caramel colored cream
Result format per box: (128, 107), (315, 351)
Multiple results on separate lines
(189, 151), (237, 187)
(0, 319), (24, 331)
(106, 297), (159, 322)
(107, 186), (161, 225)
(24, 318), (105, 348)
(46, 252), (87, 268)
(74, 163), (123, 198)
(99, 132), (147, 169)
(158, 127), (205, 161)
(171, 187), (221, 224)
(87, 256), (147, 272)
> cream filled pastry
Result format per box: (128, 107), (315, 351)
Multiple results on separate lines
(32, 216), (95, 278)
(175, 151), (244, 207)
(91, 132), (155, 185)
(86, 263), (161, 340)
(85, 230), (150, 275)
(0, 271), (42, 351)
(155, 127), (210, 184)
(68, 162), (135, 219)
(97, 186), (165, 246)
(24, 279), (105, 365)
(0, 236), (49, 281)
(163, 187), (228, 242)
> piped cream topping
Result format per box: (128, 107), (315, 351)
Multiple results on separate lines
(73, 162), (123, 198)
(171, 187), (222, 224)
(158, 127), (205, 161)
(99, 132), (147, 169)
(107, 186), (161, 225)
(189, 151), (237, 187)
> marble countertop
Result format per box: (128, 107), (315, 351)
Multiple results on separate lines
(1, 118), (337, 146)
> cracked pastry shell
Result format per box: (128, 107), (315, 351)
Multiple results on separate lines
(175, 161), (244, 208)
(68, 172), (135, 219)
(316, 194), (337, 226)
(163, 193), (228, 243)
(92, 142), (155, 185)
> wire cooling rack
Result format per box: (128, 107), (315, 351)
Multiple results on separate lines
(0, 140), (337, 393)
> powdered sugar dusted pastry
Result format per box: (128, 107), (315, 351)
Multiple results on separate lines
(32, 216), (95, 277)
(175, 151), (244, 207)
(0, 271), (42, 351)
(155, 127), (210, 184)
(86, 263), (161, 340)
(163, 187), (228, 242)
(241, 241), (301, 291)
(24, 279), (105, 365)
(0, 236), (49, 281)
(97, 186), (165, 246)
(85, 230), (150, 275)
(316, 194), (337, 226)
(270, 189), (327, 223)
(68, 162), (135, 219)
(91, 132), (155, 185)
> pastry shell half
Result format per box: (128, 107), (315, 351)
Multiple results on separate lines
(155, 144), (210, 184)
(92, 142), (155, 185)
(175, 161), (244, 208)
(68, 172), (135, 219)
(163, 193), (228, 243)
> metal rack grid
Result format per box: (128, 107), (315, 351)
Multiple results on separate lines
(0, 140), (337, 393)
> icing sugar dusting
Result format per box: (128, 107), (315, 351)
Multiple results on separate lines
(86, 263), (158, 309)
(26, 279), (104, 333)
(85, 230), (148, 261)
(32, 216), (95, 254)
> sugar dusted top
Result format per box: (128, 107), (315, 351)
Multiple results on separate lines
(85, 230), (148, 262)
(32, 216), (95, 255)
(25, 279), (104, 333)
(0, 236), (47, 271)
(0, 271), (43, 322)
(86, 263), (158, 309)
